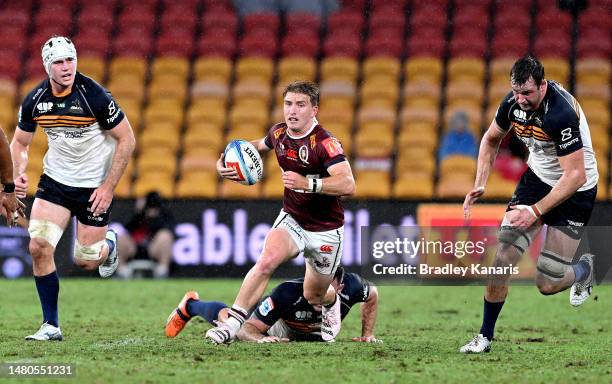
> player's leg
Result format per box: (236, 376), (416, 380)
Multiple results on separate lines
(302, 226), (344, 341)
(25, 198), (71, 341)
(534, 226), (584, 295)
(147, 228), (173, 278)
(206, 211), (303, 344)
(74, 203), (118, 277)
(115, 228), (137, 277)
(165, 290), (230, 337)
(460, 216), (542, 353)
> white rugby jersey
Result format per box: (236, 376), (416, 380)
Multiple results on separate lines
(495, 81), (598, 191)
(18, 72), (125, 188)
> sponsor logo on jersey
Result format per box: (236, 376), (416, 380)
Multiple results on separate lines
(274, 127), (285, 139)
(64, 130), (85, 139)
(295, 311), (313, 320)
(319, 245), (333, 254)
(106, 109), (121, 124)
(559, 137), (579, 150)
(309, 134), (316, 149)
(287, 148), (298, 160)
(37, 102), (53, 113)
(513, 109), (527, 121)
(32, 88), (44, 100)
(258, 297), (274, 316)
(533, 116), (542, 126)
(567, 220), (584, 227)
(299, 145), (309, 164)
(70, 100), (83, 112)
(322, 137), (343, 157)
(88, 215), (104, 222)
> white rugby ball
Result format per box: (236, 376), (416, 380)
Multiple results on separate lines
(224, 140), (264, 185)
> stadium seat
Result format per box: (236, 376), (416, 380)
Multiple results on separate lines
(404, 58), (443, 84)
(436, 174), (474, 199)
(235, 57), (275, 83)
(278, 57), (316, 84)
(484, 171), (516, 199)
(320, 57), (359, 84)
(447, 58), (486, 84)
(176, 172), (218, 198)
(219, 179), (261, 198)
(134, 173), (174, 197)
(327, 9), (364, 35)
(393, 171), (434, 199)
(360, 80), (399, 109)
(193, 57), (233, 83)
(355, 170), (391, 198)
(323, 31), (361, 58)
(354, 129), (394, 158)
(575, 58), (610, 85)
(233, 81), (272, 106)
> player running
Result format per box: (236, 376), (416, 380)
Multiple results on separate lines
(461, 56), (598, 353)
(209, 81), (355, 343)
(12, 36), (136, 341)
(166, 267), (381, 343)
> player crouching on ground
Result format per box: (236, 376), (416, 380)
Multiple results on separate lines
(165, 267), (381, 343)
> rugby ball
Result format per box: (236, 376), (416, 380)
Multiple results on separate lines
(223, 140), (264, 185)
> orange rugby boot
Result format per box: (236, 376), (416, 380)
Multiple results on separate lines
(165, 291), (199, 338)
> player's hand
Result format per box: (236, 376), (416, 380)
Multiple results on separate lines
(14, 174), (28, 199)
(463, 186), (485, 219)
(506, 205), (538, 230)
(282, 171), (307, 191)
(352, 336), (383, 343)
(257, 336), (289, 343)
(0, 195), (25, 227)
(216, 153), (240, 181)
(89, 183), (113, 217)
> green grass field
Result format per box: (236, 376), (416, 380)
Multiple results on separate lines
(0, 279), (610, 384)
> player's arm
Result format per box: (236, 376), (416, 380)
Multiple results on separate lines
(359, 285), (378, 338)
(464, 120), (508, 218)
(531, 149), (586, 216)
(0, 127), (14, 186)
(236, 318), (270, 342)
(10, 128), (35, 199)
(89, 117), (135, 216)
(216, 138), (271, 180)
(282, 160), (356, 196)
(251, 138), (272, 153)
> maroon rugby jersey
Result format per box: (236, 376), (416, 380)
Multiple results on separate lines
(264, 122), (347, 231)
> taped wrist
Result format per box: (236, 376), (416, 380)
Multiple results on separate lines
(308, 178), (323, 193)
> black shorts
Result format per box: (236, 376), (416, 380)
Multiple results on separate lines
(508, 168), (596, 239)
(35, 174), (112, 227)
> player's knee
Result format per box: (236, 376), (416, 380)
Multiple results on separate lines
(498, 226), (531, 257)
(536, 278), (558, 295)
(74, 240), (106, 269)
(29, 238), (54, 261)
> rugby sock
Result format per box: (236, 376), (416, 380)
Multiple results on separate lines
(186, 300), (228, 325)
(225, 306), (248, 332)
(34, 271), (60, 328)
(572, 259), (590, 283)
(479, 298), (505, 341)
(323, 294), (337, 309)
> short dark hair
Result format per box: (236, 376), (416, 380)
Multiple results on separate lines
(510, 55), (545, 86)
(283, 80), (319, 107)
(333, 266), (345, 284)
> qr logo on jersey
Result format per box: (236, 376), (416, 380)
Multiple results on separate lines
(259, 297), (274, 316)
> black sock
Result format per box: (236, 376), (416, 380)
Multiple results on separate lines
(186, 300), (228, 325)
(479, 297), (504, 340)
(34, 271), (60, 327)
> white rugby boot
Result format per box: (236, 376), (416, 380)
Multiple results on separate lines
(205, 321), (237, 344)
(25, 322), (63, 341)
(321, 294), (341, 341)
(459, 334), (491, 353)
(99, 230), (119, 278)
(570, 253), (594, 307)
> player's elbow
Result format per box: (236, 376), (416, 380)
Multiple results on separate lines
(342, 176), (356, 196)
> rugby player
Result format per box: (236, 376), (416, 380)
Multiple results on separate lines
(12, 36), (136, 340)
(461, 56), (598, 353)
(166, 267), (381, 343)
(209, 81), (355, 343)
(0, 125), (23, 225)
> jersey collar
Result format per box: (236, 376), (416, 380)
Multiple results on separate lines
(286, 118), (318, 139)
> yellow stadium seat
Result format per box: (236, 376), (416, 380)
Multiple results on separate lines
(400, 107), (439, 129)
(176, 171), (218, 198)
(262, 177), (284, 198)
(320, 81), (357, 102)
(187, 102), (226, 128)
(180, 151), (218, 173)
(226, 123), (266, 141)
(575, 58), (610, 85)
(235, 57), (274, 83)
(393, 171), (434, 199)
(404, 57), (443, 84)
(151, 57), (189, 79)
(397, 129), (437, 151)
(233, 80), (272, 105)
(580, 100), (609, 126)
(219, 179), (261, 198)
(436, 174), (473, 199)
(354, 129), (394, 158)
(360, 79), (399, 108)
(278, 57), (316, 83)
(362, 57), (401, 83)
(0, 96), (15, 128)
(134, 173), (174, 197)
(355, 170), (391, 198)
(320, 57), (359, 83)
(484, 171), (516, 199)
(0, 78), (17, 98)
(229, 105), (269, 128)
(114, 161), (134, 198)
(20, 78), (45, 99)
(489, 58), (514, 85)
(403, 81), (441, 102)
(446, 79), (485, 106)
(447, 58), (486, 84)
(184, 124), (224, 152)
(357, 105), (395, 126)
(396, 152), (435, 175)
(148, 80), (187, 103)
(576, 83), (610, 104)
(540, 57), (569, 85)
(77, 56), (105, 83)
(109, 57), (147, 81)
(137, 149), (177, 176)
(139, 127), (180, 152)
(144, 100), (184, 127)
(108, 78), (145, 102)
(194, 57), (232, 83)
(191, 80), (230, 99)
(439, 154), (477, 176)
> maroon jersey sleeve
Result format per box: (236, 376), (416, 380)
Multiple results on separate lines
(264, 124), (286, 150)
(317, 132), (347, 169)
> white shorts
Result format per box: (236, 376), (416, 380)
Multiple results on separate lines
(271, 209), (343, 275)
